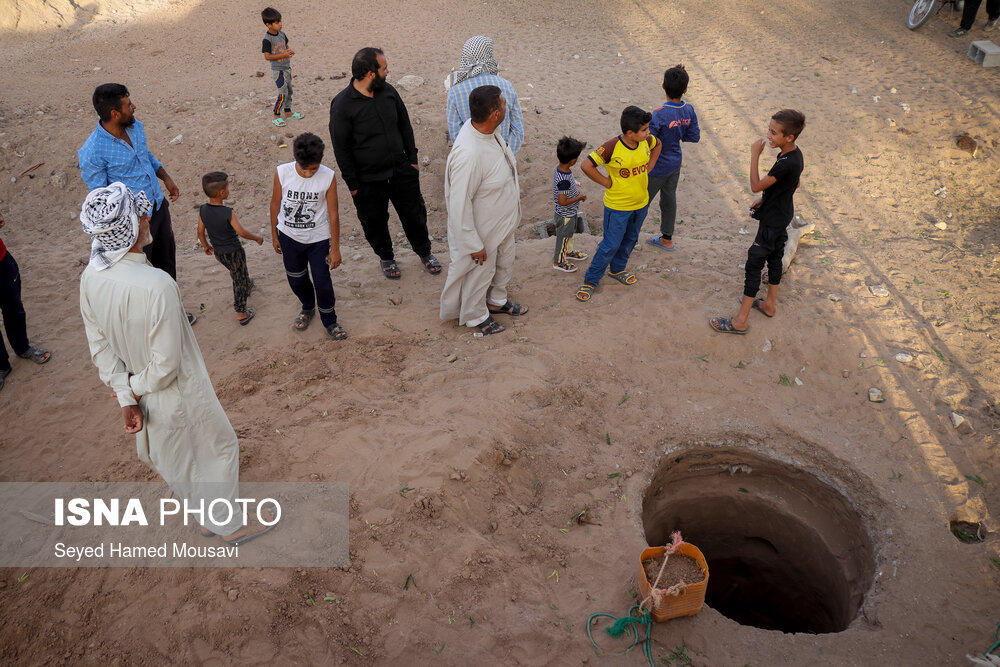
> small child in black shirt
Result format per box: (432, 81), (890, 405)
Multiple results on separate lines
(197, 171), (264, 325)
(711, 109), (805, 334)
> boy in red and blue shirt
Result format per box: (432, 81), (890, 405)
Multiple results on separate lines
(647, 64), (700, 252)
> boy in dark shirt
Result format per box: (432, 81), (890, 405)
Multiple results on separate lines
(261, 7), (302, 127)
(197, 172), (264, 325)
(711, 109), (805, 334)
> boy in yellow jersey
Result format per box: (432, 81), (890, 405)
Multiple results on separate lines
(576, 106), (660, 302)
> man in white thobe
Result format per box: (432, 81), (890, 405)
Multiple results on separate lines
(440, 85), (528, 335)
(79, 183), (270, 545)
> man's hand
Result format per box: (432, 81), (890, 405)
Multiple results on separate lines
(350, 190), (358, 196)
(751, 138), (766, 156)
(327, 247), (342, 269)
(203, 246), (214, 256)
(470, 248), (487, 265)
(272, 237), (282, 254)
(750, 197), (763, 211)
(411, 163), (419, 172)
(163, 176), (180, 202)
(122, 405), (143, 433)
(254, 235), (264, 246)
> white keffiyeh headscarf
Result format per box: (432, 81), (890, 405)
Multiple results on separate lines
(444, 35), (499, 90)
(80, 182), (152, 271)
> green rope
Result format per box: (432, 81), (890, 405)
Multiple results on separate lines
(586, 604), (655, 667)
(985, 622), (1000, 656)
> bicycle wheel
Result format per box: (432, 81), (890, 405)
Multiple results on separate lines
(907, 0), (939, 29)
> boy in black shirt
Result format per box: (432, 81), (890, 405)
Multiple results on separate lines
(711, 109), (805, 334)
(197, 172), (264, 325)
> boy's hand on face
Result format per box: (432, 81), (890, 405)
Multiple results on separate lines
(751, 138), (766, 156)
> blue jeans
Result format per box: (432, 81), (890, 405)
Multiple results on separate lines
(277, 232), (337, 328)
(583, 205), (649, 286)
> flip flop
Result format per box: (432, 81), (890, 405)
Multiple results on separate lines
(294, 309), (314, 331)
(16, 345), (50, 364)
(576, 283), (595, 302)
(647, 236), (675, 251)
(421, 254), (442, 275)
(238, 308), (256, 326)
(288, 112), (305, 120)
(488, 300), (528, 316)
(709, 317), (748, 335)
(272, 117), (287, 127)
(475, 316), (505, 335)
(221, 521), (275, 547)
(327, 325), (348, 341)
(751, 298), (774, 318)
(380, 259), (401, 280)
(608, 270), (637, 285)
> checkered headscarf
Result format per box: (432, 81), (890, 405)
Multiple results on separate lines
(80, 182), (152, 271)
(444, 36), (499, 90)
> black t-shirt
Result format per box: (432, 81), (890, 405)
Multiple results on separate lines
(756, 147), (803, 228)
(199, 204), (241, 254)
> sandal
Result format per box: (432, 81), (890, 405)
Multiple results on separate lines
(380, 259), (401, 280)
(237, 308), (256, 326)
(17, 345), (51, 364)
(272, 117), (287, 127)
(576, 284), (595, 302)
(709, 317), (748, 335)
(327, 325), (348, 341)
(488, 300), (528, 316)
(475, 316), (505, 335)
(421, 254), (442, 275)
(293, 309), (314, 331)
(288, 112), (304, 120)
(608, 270), (637, 285)
(553, 261), (578, 273)
(566, 250), (588, 261)
(647, 236), (675, 251)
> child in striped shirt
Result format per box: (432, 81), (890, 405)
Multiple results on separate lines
(551, 136), (588, 272)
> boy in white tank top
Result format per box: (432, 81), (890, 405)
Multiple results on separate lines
(269, 133), (347, 339)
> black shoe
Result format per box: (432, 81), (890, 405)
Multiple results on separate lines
(187, 312), (197, 325)
(948, 27), (969, 37)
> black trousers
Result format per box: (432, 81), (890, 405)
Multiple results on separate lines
(351, 164), (431, 261)
(744, 224), (787, 298)
(0, 252), (30, 372)
(215, 247), (252, 313)
(961, 0), (1000, 28)
(143, 199), (177, 280)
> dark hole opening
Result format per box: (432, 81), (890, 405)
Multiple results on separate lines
(643, 448), (875, 634)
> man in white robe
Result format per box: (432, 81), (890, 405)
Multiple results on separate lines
(79, 183), (271, 545)
(440, 85), (528, 335)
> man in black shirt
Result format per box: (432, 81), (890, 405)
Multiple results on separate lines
(711, 109), (805, 334)
(329, 47), (441, 280)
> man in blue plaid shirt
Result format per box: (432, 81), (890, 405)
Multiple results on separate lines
(78, 83), (195, 324)
(445, 36), (524, 154)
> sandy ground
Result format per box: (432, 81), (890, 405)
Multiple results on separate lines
(1, 0), (1000, 664)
